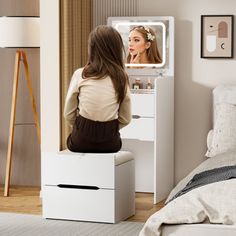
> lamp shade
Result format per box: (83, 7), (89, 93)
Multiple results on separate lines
(0, 16), (40, 48)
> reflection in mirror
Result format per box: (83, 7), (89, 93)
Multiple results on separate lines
(108, 19), (167, 68)
(127, 25), (163, 66)
(115, 22), (166, 68)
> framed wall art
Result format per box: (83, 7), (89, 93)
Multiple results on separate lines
(201, 15), (234, 58)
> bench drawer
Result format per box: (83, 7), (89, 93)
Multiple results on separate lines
(41, 152), (115, 188)
(42, 186), (115, 223)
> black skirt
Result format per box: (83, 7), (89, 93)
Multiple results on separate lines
(67, 115), (122, 153)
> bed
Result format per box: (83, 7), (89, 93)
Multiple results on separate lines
(139, 85), (236, 236)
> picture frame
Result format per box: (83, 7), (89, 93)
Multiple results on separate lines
(201, 15), (234, 58)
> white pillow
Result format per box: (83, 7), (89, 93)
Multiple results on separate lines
(213, 85), (236, 125)
(206, 103), (236, 157)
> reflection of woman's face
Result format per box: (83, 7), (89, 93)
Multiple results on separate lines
(128, 30), (149, 56)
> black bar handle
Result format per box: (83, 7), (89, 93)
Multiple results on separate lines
(57, 184), (99, 190)
(132, 115), (141, 119)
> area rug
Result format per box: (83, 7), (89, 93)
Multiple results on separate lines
(0, 212), (144, 236)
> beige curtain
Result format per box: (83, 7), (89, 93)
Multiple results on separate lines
(60, 0), (92, 150)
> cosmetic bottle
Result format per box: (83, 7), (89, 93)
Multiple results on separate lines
(146, 79), (152, 89)
(132, 78), (143, 89)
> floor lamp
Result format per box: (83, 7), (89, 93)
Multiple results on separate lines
(0, 16), (40, 196)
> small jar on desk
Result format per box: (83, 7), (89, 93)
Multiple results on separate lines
(132, 78), (143, 90)
(146, 79), (153, 89)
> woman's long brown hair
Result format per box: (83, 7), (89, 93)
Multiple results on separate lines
(82, 25), (128, 104)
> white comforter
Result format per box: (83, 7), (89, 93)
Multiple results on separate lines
(139, 151), (236, 236)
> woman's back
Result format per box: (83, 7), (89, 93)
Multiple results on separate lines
(70, 68), (120, 122)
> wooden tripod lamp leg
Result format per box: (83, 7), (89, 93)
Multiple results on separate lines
(4, 50), (41, 197)
(4, 51), (21, 197)
(21, 51), (41, 144)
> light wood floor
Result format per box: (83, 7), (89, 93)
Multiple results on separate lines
(0, 186), (165, 222)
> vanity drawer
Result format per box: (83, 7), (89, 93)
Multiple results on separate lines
(121, 117), (154, 141)
(131, 93), (155, 117)
(42, 186), (115, 223)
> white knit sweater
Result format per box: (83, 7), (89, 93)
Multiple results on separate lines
(64, 68), (131, 129)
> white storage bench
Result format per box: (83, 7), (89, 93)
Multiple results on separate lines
(41, 150), (135, 223)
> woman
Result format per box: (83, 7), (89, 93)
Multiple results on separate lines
(127, 25), (162, 64)
(64, 25), (131, 153)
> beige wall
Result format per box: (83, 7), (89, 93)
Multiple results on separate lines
(40, 0), (60, 153)
(0, 0), (40, 186)
(138, 0), (236, 183)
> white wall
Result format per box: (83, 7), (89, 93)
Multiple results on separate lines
(40, 0), (60, 153)
(138, 0), (236, 183)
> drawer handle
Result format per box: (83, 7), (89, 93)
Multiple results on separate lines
(132, 115), (141, 119)
(132, 115), (154, 119)
(57, 184), (99, 190)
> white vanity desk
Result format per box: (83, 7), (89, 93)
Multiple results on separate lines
(121, 76), (174, 204)
(108, 16), (175, 203)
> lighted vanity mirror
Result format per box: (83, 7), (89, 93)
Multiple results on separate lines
(112, 21), (166, 68)
(107, 16), (174, 76)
